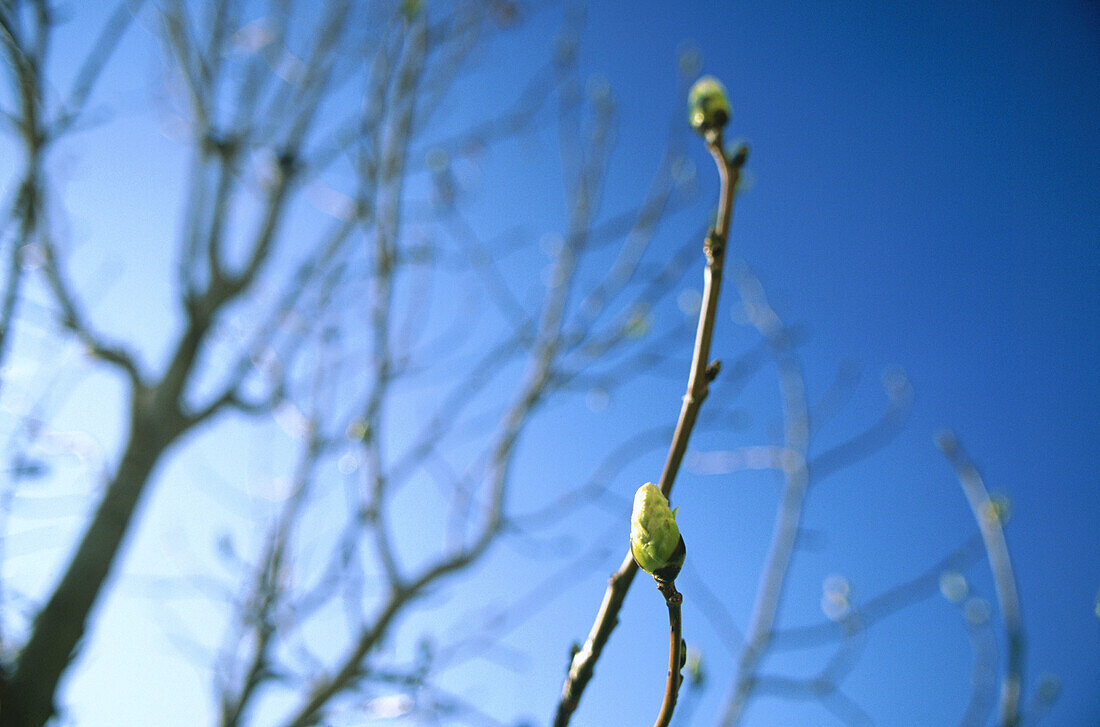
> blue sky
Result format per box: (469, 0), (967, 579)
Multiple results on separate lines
(0, 1), (1097, 726)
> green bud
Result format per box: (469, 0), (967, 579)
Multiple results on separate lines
(630, 483), (685, 580)
(688, 75), (731, 135)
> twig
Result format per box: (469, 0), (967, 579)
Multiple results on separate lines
(552, 128), (745, 726)
(52, 0), (146, 137)
(656, 133), (741, 497)
(653, 578), (684, 727)
(937, 431), (1023, 727)
(770, 533), (984, 651)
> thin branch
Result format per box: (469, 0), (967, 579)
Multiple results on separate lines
(753, 675), (874, 726)
(552, 132), (745, 727)
(807, 368), (912, 485)
(655, 142), (744, 499)
(52, 0), (147, 136)
(1, 4), (143, 387)
(510, 425), (671, 527)
(938, 431), (1023, 727)
(160, 0), (210, 129)
(958, 600), (999, 727)
(40, 234), (143, 384)
(0, 188), (30, 402)
(771, 533), (985, 651)
(433, 524), (619, 671)
(718, 253), (811, 727)
(653, 579), (684, 727)
(219, 422), (326, 727)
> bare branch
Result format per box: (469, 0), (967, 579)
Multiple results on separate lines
(52, 0), (147, 136)
(771, 534), (984, 651)
(938, 431), (1024, 727)
(38, 230), (143, 385)
(0, 1), (143, 387)
(553, 132), (746, 727)
(716, 248), (813, 727)
(653, 579), (684, 727)
(0, 384), (182, 726)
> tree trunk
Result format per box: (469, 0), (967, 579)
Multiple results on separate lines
(0, 412), (171, 727)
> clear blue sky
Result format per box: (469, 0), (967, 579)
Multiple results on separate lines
(1, 1), (1096, 726)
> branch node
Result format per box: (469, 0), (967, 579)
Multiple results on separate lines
(704, 228), (725, 262)
(728, 142), (749, 168)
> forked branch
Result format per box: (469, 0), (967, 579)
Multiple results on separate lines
(553, 76), (745, 726)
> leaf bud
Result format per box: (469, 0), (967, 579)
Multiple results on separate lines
(630, 483), (686, 580)
(688, 75), (731, 135)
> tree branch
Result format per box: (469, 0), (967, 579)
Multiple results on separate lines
(0, 386), (182, 726)
(718, 251), (812, 727)
(552, 131), (745, 727)
(938, 431), (1023, 727)
(653, 579), (684, 727)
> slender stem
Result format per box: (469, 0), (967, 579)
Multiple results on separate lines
(655, 132), (740, 498)
(653, 579), (684, 727)
(706, 130), (736, 243)
(552, 133), (746, 726)
(938, 432), (1023, 727)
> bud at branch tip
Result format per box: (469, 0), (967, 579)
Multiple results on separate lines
(688, 75), (731, 135)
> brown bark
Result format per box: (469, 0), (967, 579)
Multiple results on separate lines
(0, 396), (181, 727)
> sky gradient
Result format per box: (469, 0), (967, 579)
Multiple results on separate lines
(0, 1), (1097, 726)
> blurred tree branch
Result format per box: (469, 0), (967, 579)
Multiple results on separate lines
(0, 1), (638, 724)
(939, 431), (1024, 727)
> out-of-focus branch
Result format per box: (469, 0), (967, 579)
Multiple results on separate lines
(52, 0), (146, 136)
(770, 533), (984, 651)
(958, 594), (1000, 727)
(268, 15), (623, 726)
(382, 187), (701, 493)
(719, 254), (811, 727)
(0, 2), (144, 388)
(0, 184), (34, 401)
(278, 340), (554, 727)
(938, 431), (1023, 727)
(359, 8), (429, 590)
(218, 410), (328, 727)
(0, 226), (21, 375)
(39, 227), (143, 385)
(0, 381), (183, 727)
(806, 368), (912, 483)
(0, 3), (355, 722)
(191, 212), (362, 427)
(753, 675), (874, 727)
(161, 0), (211, 129)
(560, 230), (701, 376)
